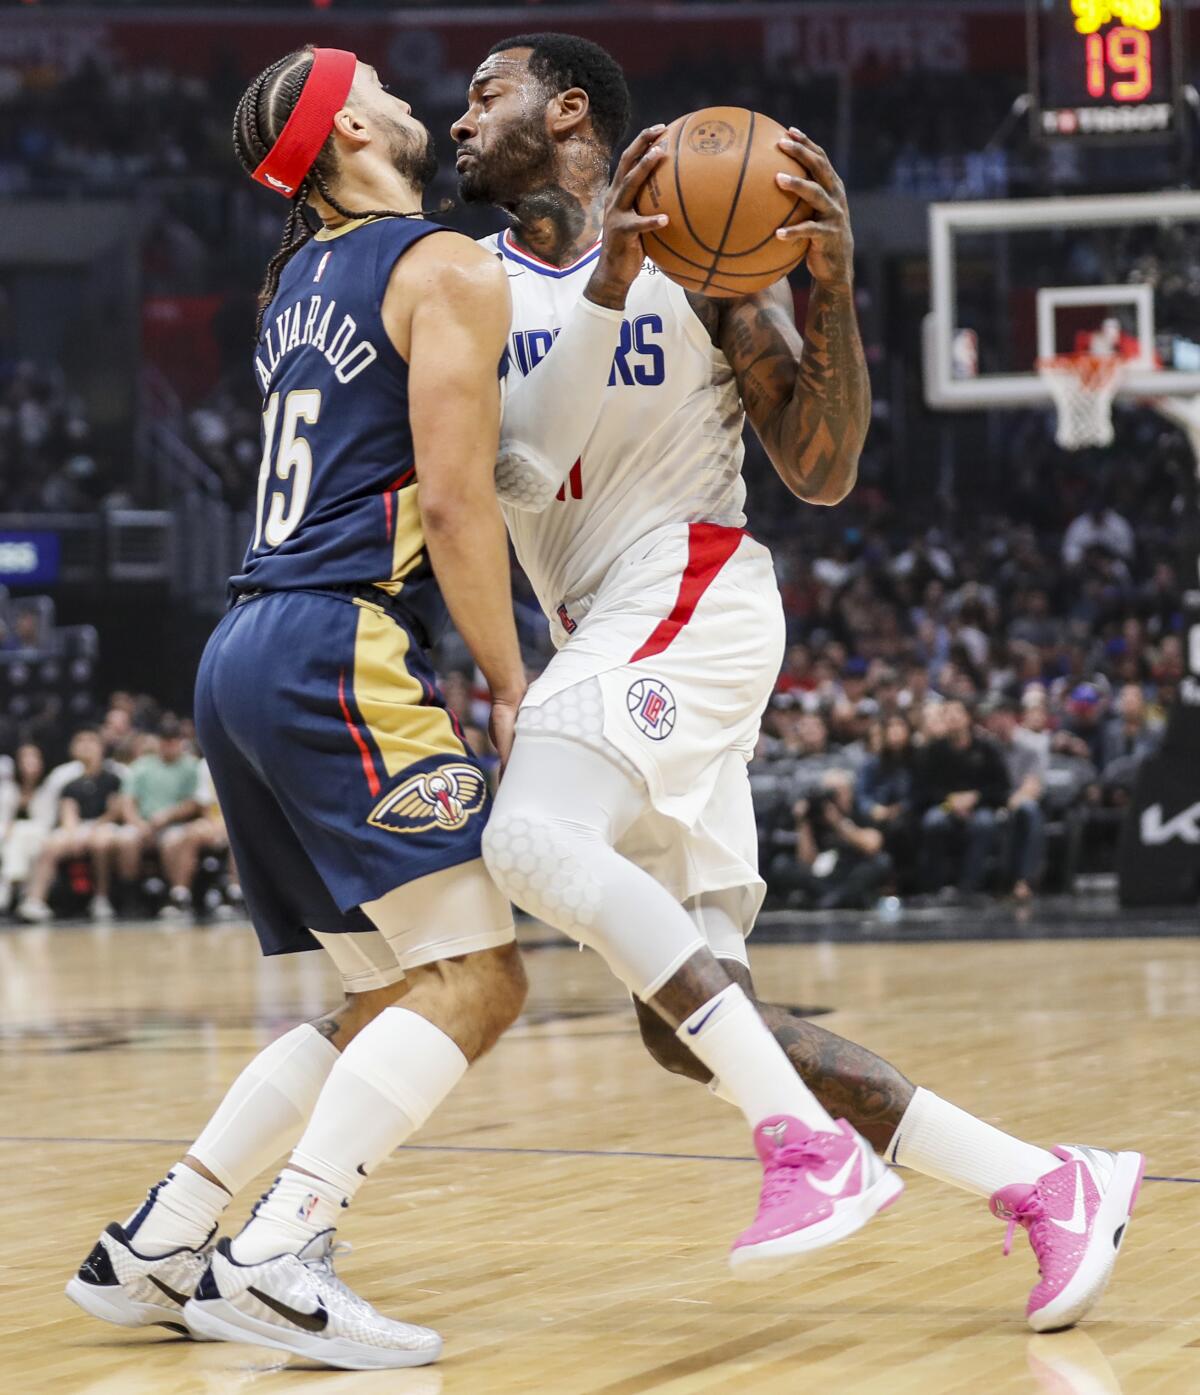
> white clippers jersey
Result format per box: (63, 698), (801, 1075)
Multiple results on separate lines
(481, 230), (747, 628)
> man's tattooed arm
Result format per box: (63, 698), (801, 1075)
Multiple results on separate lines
(687, 281), (870, 506)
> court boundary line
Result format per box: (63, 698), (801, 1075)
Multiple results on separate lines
(1, 1134), (1195, 1184)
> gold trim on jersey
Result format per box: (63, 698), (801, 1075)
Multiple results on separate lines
(351, 598), (466, 776)
(374, 480), (426, 596)
(313, 215), (388, 243)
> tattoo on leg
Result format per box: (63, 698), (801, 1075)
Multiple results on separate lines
(637, 966), (912, 1150)
(757, 1004), (913, 1151)
(309, 1004), (348, 1043)
(646, 948), (733, 1029)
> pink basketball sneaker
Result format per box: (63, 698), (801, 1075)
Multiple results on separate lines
(990, 1144), (1145, 1332)
(729, 1116), (904, 1277)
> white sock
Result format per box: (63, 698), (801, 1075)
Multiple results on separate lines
(675, 985), (837, 1134)
(188, 1023), (339, 1191)
(887, 1087), (1058, 1198)
(231, 1008), (467, 1263)
(124, 1165), (229, 1255)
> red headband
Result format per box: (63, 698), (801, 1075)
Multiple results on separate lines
(253, 48), (358, 198)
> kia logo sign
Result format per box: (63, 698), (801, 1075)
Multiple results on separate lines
(1140, 801), (1200, 846)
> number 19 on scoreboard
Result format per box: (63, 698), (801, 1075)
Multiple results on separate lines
(1028, 0), (1185, 140)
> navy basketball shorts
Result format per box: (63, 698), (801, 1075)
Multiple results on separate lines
(194, 588), (509, 966)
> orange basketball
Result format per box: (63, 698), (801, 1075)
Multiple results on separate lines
(635, 107), (810, 298)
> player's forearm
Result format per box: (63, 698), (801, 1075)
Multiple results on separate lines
(421, 496), (525, 703)
(777, 283), (869, 506)
(496, 297), (624, 512)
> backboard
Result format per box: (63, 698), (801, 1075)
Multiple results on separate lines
(923, 190), (1200, 411)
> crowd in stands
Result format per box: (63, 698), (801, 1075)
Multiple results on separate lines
(0, 698), (239, 925)
(743, 434), (1185, 907)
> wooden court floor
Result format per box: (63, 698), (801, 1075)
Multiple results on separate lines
(1, 919), (1197, 1395)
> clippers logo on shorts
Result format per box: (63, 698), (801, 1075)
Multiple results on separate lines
(367, 763), (488, 835)
(627, 677), (676, 741)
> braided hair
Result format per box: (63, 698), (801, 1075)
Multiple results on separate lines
(233, 47), (417, 336)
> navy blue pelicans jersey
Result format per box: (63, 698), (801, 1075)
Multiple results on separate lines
(231, 215), (447, 642)
(198, 213), (501, 959)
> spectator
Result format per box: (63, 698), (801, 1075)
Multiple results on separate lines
(770, 770), (892, 910)
(100, 716), (200, 918)
(0, 743), (55, 912)
(17, 731), (122, 922)
(1061, 500), (1136, 568)
(855, 715), (918, 884)
(1100, 683), (1162, 769)
(153, 758), (231, 920)
(1061, 683), (1108, 766)
(984, 699), (1047, 901)
(915, 699), (1010, 897)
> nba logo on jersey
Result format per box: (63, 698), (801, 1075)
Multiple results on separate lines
(628, 678), (676, 741)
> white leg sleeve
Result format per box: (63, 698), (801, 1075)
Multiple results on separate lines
(482, 728), (705, 998)
(188, 1023), (339, 1191)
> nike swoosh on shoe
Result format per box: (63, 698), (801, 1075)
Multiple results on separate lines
(148, 1274), (193, 1307)
(247, 1285), (330, 1332)
(808, 1151), (860, 1198)
(1050, 1167), (1089, 1235)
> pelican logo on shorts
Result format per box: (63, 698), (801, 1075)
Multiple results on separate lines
(628, 677), (677, 741)
(688, 120), (736, 156)
(368, 763), (488, 835)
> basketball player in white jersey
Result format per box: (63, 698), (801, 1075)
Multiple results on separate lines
(454, 33), (1144, 1326)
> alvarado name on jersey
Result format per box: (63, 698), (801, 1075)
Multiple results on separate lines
(255, 294), (379, 395)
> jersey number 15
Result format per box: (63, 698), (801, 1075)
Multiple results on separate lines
(254, 389), (321, 549)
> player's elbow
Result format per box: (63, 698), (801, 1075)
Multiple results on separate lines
(790, 473), (858, 507)
(495, 444), (562, 513)
(418, 479), (490, 537)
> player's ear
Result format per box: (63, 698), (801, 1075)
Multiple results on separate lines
(331, 105), (372, 151)
(547, 86), (590, 140)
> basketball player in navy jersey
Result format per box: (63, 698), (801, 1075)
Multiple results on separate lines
(455, 32), (1144, 1330)
(67, 48), (525, 1369)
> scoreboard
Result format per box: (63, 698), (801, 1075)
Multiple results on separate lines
(1028, 0), (1184, 141)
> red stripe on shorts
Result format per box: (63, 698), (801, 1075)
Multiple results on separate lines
(629, 523), (745, 664)
(381, 468), (415, 541)
(338, 668), (382, 798)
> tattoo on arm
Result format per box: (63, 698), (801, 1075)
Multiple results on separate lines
(719, 280), (871, 506)
(684, 290), (723, 346)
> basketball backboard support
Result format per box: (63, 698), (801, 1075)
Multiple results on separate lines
(923, 190), (1200, 411)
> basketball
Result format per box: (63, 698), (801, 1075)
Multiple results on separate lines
(635, 107), (811, 297)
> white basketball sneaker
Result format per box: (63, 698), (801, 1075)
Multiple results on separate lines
(183, 1232), (442, 1370)
(66, 1222), (213, 1333)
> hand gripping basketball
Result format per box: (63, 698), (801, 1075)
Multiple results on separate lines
(634, 107), (815, 297)
(775, 128), (854, 290)
(585, 124), (671, 312)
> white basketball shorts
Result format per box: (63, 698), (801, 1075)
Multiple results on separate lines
(518, 522), (785, 934)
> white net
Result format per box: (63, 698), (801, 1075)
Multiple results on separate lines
(1036, 354), (1124, 450)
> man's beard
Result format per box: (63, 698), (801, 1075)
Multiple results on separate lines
(391, 122), (439, 197)
(457, 109), (557, 206)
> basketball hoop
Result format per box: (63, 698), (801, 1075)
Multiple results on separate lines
(1036, 353), (1125, 451)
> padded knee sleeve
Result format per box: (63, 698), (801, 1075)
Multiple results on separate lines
(483, 734), (704, 998)
(482, 807), (604, 937)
